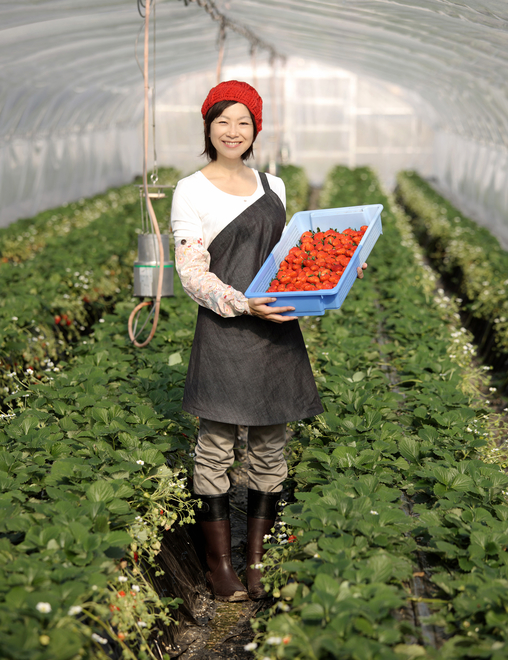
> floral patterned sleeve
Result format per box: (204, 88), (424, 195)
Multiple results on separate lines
(175, 238), (251, 317)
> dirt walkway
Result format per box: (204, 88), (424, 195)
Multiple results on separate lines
(160, 428), (270, 659)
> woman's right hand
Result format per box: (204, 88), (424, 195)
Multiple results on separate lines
(248, 297), (297, 323)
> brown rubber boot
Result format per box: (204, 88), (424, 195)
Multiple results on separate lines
(246, 489), (281, 600)
(197, 493), (248, 602)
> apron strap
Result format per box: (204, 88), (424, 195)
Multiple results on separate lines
(258, 171), (270, 194)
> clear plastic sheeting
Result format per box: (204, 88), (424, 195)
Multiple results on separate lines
(154, 61), (435, 188)
(434, 132), (508, 249)
(0, 127), (141, 225)
(1, 1), (508, 241)
(0, 1), (249, 226)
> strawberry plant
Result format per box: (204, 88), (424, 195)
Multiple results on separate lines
(252, 166), (508, 660)
(0, 168), (180, 397)
(278, 164), (311, 222)
(0, 169), (199, 660)
(396, 171), (508, 370)
(5, 163), (508, 659)
(0, 282), (200, 660)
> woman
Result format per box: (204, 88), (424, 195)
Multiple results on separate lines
(171, 80), (366, 602)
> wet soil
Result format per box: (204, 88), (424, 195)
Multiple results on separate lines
(308, 185), (321, 210)
(160, 427), (270, 659)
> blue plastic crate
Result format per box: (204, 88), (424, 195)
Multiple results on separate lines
(245, 203), (383, 316)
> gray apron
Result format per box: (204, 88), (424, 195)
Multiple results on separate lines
(182, 172), (323, 426)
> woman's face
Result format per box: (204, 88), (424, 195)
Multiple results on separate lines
(208, 103), (254, 161)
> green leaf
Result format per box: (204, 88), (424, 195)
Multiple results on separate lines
(394, 644), (426, 658)
(354, 616), (375, 635)
(114, 483), (135, 498)
(94, 515), (109, 534)
(280, 582), (299, 599)
(433, 483), (448, 497)
(450, 473), (474, 491)
(94, 350), (110, 365)
(368, 554), (393, 582)
(69, 521), (92, 545)
(494, 505), (508, 522)
(488, 471), (508, 488)
(5, 586), (29, 608)
(59, 416), (78, 432)
(19, 416), (39, 435)
(332, 446), (357, 467)
(308, 449), (331, 465)
(418, 425), (439, 442)
(300, 602), (324, 620)
(52, 400), (71, 416)
(107, 499), (131, 515)
(74, 395), (97, 409)
(433, 467), (456, 486)
(139, 448), (165, 466)
(91, 407), (109, 424)
(435, 541), (460, 558)
(104, 530), (132, 548)
(392, 457), (410, 471)
(398, 437), (420, 463)
(133, 404), (156, 424)
(314, 573), (341, 596)
(44, 628), (83, 660)
(320, 412), (342, 431)
(86, 481), (115, 503)
(168, 352), (182, 366)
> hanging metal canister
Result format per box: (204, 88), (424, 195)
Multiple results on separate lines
(133, 233), (174, 297)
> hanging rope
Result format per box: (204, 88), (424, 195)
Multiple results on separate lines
(279, 57), (287, 162)
(250, 44), (258, 90)
(181, 0), (286, 170)
(137, 0), (149, 17)
(216, 17), (226, 84)
(250, 44), (262, 166)
(128, 0), (165, 348)
(151, 0), (158, 184)
(181, 0), (284, 67)
(268, 55), (280, 174)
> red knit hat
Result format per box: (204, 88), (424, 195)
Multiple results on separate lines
(201, 80), (263, 132)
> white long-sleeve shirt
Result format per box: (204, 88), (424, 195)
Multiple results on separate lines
(171, 169), (286, 317)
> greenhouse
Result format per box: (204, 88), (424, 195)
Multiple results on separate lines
(1, 1), (508, 659)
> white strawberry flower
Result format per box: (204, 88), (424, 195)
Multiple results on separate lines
(68, 605), (82, 615)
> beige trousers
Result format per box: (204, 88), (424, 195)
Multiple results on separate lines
(193, 417), (287, 495)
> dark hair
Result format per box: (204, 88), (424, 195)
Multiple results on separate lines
(202, 99), (258, 161)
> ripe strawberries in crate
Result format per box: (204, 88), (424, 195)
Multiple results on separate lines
(267, 226), (367, 292)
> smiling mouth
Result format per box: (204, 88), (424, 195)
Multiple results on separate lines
(223, 141), (242, 146)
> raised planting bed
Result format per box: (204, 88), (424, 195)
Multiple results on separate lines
(0, 168), (180, 398)
(277, 164), (311, 223)
(250, 166), (508, 660)
(0, 164), (313, 660)
(0, 286), (202, 660)
(396, 170), (508, 375)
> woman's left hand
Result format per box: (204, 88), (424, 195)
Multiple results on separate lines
(248, 297), (297, 323)
(357, 262), (368, 279)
